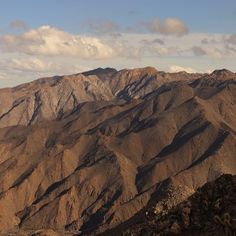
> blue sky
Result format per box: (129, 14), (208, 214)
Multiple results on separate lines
(0, 0), (235, 33)
(0, 0), (235, 87)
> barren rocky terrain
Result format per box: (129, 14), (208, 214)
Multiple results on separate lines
(0, 67), (235, 235)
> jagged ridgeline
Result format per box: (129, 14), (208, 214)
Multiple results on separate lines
(0, 67), (235, 235)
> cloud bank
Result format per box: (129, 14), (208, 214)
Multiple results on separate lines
(0, 18), (235, 86)
(0, 25), (115, 59)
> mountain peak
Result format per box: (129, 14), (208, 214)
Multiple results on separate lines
(82, 67), (117, 77)
(211, 68), (235, 78)
(121, 66), (157, 74)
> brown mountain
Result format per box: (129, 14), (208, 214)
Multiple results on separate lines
(0, 67), (235, 235)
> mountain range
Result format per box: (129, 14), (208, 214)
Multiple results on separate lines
(0, 67), (235, 235)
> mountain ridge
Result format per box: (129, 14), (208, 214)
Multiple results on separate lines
(0, 67), (235, 235)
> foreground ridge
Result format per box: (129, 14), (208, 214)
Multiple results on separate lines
(108, 174), (236, 236)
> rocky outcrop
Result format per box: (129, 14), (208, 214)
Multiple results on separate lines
(112, 174), (236, 236)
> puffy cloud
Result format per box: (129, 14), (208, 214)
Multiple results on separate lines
(169, 65), (197, 73)
(0, 25), (115, 59)
(147, 17), (188, 36)
(0, 28), (230, 61)
(81, 17), (188, 37)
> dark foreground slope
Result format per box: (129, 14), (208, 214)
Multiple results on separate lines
(107, 174), (236, 236)
(0, 68), (235, 235)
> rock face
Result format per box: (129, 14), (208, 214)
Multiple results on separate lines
(0, 67), (235, 235)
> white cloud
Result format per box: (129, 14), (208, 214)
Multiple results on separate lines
(142, 45), (178, 57)
(205, 48), (223, 59)
(147, 17), (188, 36)
(0, 72), (8, 80)
(169, 65), (197, 73)
(0, 25), (235, 87)
(225, 44), (236, 53)
(0, 57), (90, 75)
(0, 25), (230, 62)
(169, 65), (214, 74)
(6, 58), (50, 72)
(0, 25), (115, 59)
